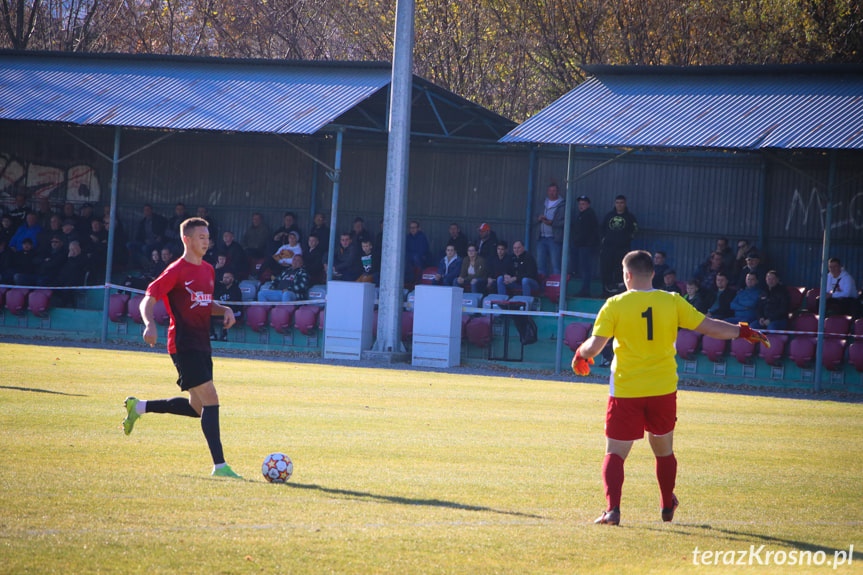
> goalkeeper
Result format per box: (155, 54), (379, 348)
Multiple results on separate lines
(572, 250), (768, 526)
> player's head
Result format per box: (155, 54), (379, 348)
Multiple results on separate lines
(622, 250), (654, 289)
(180, 217), (210, 258)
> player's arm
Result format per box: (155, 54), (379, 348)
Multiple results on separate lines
(140, 295), (158, 346)
(694, 316), (769, 346)
(211, 301), (236, 329)
(572, 334), (610, 375)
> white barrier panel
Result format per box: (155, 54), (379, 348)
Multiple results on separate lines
(412, 285), (463, 368)
(323, 281), (375, 360)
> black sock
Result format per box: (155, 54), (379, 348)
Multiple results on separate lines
(145, 397), (200, 418)
(200, 405), (225, 466)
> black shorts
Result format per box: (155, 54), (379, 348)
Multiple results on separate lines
(170, 351), (213, 391)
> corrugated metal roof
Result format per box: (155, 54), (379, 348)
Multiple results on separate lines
(500, 65), (863, 150)
(0, 51), (393, 134)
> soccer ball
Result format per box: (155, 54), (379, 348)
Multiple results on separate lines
(261, 452), (293, 483)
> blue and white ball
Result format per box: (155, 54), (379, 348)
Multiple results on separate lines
(262, 452), (293, 483)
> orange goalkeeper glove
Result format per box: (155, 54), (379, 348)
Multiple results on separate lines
(572, 351), (594, 376)
(739, 322), (770, 348)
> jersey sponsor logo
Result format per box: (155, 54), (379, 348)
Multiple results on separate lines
(185, 284), (212, 308)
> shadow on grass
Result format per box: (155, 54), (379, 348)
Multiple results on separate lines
(289, 482), (545, 519)
(639, 523), (862, 561)
(0, 385), (87, 397)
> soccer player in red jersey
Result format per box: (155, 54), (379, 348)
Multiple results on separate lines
(122, 217), (242, 478)
(572, 250), (768, 525)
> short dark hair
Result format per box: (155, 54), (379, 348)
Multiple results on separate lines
(655, 251), (666, 258)
(622, 250), (653, 276)
(829, 257), (841, 266)
(615, 195), (627, 201)
(496, 240), (508, 249)
(181, 217), (209, 236)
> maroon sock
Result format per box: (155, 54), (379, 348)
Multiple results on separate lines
(655, 453), (677, 509)
(602, 453), (625, 510)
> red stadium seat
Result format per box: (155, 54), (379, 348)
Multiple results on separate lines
(730, 337), (756, 364)
(28, 289), (52, 317)
(786, 286), (805, 313)
(544, 274), (567, 304)
(109, 293), (130, 323)
(849, 343), (863, 372)
(805, 288), (820, 312)
(824, 315), (852, 339)
(821, 339), (847, 371)
(461, 314), (471, 337)
(128, 294), (144, 324)
(294, 305), (321, 336)
(792, 313), (819, 334)
(854, 318), (863, 337)
(564, 322), (592, 353)
(401, 310), (414, 342)
(701, 336), (728, 362)
(788, 336), (816, 368)
(153, 299), (171, 326)
(675, 329), (702, 360)
(420, 267), (437, 285)
(465, 315), (492, 348)
(0, 286), (6, 309)
(245, 304), (271, 333)
(758, 334), (787, 366)
(269, 305), (295, 334)
(5, 288), (30, 315)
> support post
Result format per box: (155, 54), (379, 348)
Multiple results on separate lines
(325, 131), (343, 282)
(814, 151), (837, 392)
(554, 146), (575, 373)
(100, 127), (122, 343)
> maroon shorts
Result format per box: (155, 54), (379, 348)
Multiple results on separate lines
(605, 392), (677, 441)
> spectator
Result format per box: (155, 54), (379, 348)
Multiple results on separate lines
(824, 257), (859, 316)
(707, 272), (735, 320)
(273, 230), (304, 268)
(433, 244), (462, 287)
(242, 212), (271, 259)
(9, 238), (37, 283)
(683, 279), (710, 314)
(737, 250), (767, 291)
(332, 232), (362, 281)
(757, 270), (791, 330)
(220, 231), (246, 279)
(0, 237), (13, 282)
(102, 213), (128, 268)
(6, 192), (31, 229)
(17, 234), (66, 286)
(357, 239), (380, 285)
(203, 237), (218, 267)
(600, 195), (638, 295)
(60, 218), (80, 247)
(125, 249), (165, 291)
(571, 195), (598, 297)
(487, 240), (513, 293)
(715, 237), (735, 271)
(457, 243), (488, 294)
(351, 217), (371, 247)
(303, 233), (326, 285)
(10, 212), (43, 252)
(85, 218), (109, 282)
(35, 197), (54, 229)
(128, 204), (167, 267)
(55, 240), (88, 306)
(694, 251), (728, 293)
(497, 239), (539, 297)
(536, 181), (565, 276)
(476, 223), (498, 262)
(445, 222), (468, 259)
(258, 253), (309, 302)
(77, 203), (96, 238)
(212, 270), (242, 341)
(213, 253), (231, 283)
(36, 215), (64, 256)
(309, 212), (330, 252)
(160, 246), (176, 267)
(730, 272), (763, 324)
(164, 203), (187, 254)
(61, 203), (84, 237)
(734, 239), (752, 281)
(406, 220), (431, 275)
(196, 206), (217, 238)
(660, 269), (681, 294)
(652, 251), (669, 289)
(271, 211), (300, 251)
(0, 214), (15, 245)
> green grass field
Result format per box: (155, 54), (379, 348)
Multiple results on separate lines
(1, 342), (862, 574)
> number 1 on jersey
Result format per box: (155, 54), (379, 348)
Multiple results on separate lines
(641, 307), (654, 341)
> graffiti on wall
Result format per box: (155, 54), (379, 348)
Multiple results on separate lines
(785, 187), (863, 232)
(0, 154), (101, 204)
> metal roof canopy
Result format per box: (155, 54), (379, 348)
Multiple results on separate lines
(500, 64), (863, 388)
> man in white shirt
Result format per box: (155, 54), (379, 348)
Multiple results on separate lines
(825, 257), (859, 316)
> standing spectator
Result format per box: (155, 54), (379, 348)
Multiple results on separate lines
(351, 217), (371, 247)
(715, 237), (735, 271)
(6, 192), (31, 229)
(660, 270), (681, 294)
(824, 258), (859, 316)
(77, 203), (96, 238)
(487, 241), (514, 293)
(220, 231), (246, 279)
(35, 197), (54, 229)
(271, 211), (300, 251)
(457, 243), (488, 294)
(707, 273), (735, 320)
(733, 239), (752, 282)
(445, 222), (468, 259)
(571, 195), (598, 296)
(128, 204), (167, 267)
(242, 212), (271, 260)
(102, 213), (128, 269)
(730, 273), (763, 324)
(196, 206), (218, 239)
(203, 237), (218, 267)
(165, 203), (188, 255)
(303, 234), (326, 285)
(536, 181), (565, 277)
(55, 240), (88, 306)
(476, 223), (498, 261)
(652, 252), (669, 289)
(694, 252), (728, 293)
(497, 240), (540, 297)
(258, 253), (309, 302)
(433, 244), (462, 287)
(332, 232), (361, 281)
(309, 213), (330, 252)
(357, 239), (380, 285)
(10, 212), (42, 252)
(737, 251), (767, 291)
(212, 270), (242, 341)
(600, 195), (638, 295)
(0, 214), (15, 245)
(86, 218), (109, 283)
(757, 270), (791, 330)
(36, 215), (64, 256)
(406, 220), (431, 275)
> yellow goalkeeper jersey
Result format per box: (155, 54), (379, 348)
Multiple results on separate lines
(593, 289), (705, 398)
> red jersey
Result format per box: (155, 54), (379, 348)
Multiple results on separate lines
(145, 258), (215, 354)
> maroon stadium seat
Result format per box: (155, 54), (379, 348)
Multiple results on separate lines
(674, 329), (701, 360)
(153, 299), (171, 326)
(109, 293), (130, 322)
(564, 322), (592, 353)
(0, 286), (6, 309)
(730, 337), (756, 364)
(420, 267), (437, 285)
(792, 313), (819, 334)
(245, 304), (271, 333)
(758, 334), (787, 366)
(805, 288), (820, 312)
(544, 274), (563, 304)
(788, 336), (816, 368)
(128, 294), (144, 324)
(465, 315), (492, 348)
(849, 343), (863, 372)
(461, 313), (471, 337)
(27, 289), (52, 317)
(821, 339), (847, 371)
(854, 318), (863, 337)
(5, 288), (30, 315)
(701, 336), (728, 362)
(401, 310), (414, 342)
(269, 305), (295, 334)
(294, 305), (321, 336)
(786, 286), (805, 313)
(824, 315), (852, 339)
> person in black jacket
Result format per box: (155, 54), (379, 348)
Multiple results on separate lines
(497, 240), (540, 297)
(600, 195), (638, 295)
(332, 232), (362, 281)
(706, 272), (735, 320)
(570, 195), (599, 297)
(757, 270), (790, 330)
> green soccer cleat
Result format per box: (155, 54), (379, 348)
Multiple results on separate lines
(212, 464), (242, 479)
(123, 397), (140, 436)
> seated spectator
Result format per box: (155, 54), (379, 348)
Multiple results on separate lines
(706, 272), (734, 320)
(160, 246), (176, 267)
(220, 231), (247, 279)
(85, 218), (109, 282)
(303, 233), (326, 285)
(272, 211), (300, 251)
(60, 218), (80, 247)
(497, 240), (539, 297)
(0, 214), (16, 245)
(351, 217), (371, 246)
(203, 237), (218, 267)
(212, 270), (242, 341)
(243, 212), (271, 259)
(34, 197), (54, 229)
(309, 213), (330, 252)
(127, 203), (167, 267)
(36, 215), (63, 256)
(164, 203), (187, 255)
(124, 249), (166, 291)
(757, 270), (791, 330)
(77, 204), (96, 237)
(487, 241), (513, 293)
(694, 251), (729, 293)
(405, 220), (431, 283)
(332, 232), (361, 281)
(476, 223), (498, 261)
(258, 253), (309, 302)
(824, 257), (859, 316)
(730, 272), (763, 324)
(16, 234), (66, 286)
(737, 250), (767, 291)
(102, 213), (128, 268)
(10, 212), (42, 252)
(433, 244), (462, 287)
(660, 269), (681, 294)
(683, 279), (710, 314)
(357, 239), (380, 285)
(8, 237), (37, 283)
(457, 243), (488, 294)
(445, 222), (468, 258)
(60, 203), (84, 237)
(55, 240), (88, 306)
(652, 251), (669, 289)
(6, 192), (31, 229)
(213, 253), (232, 283)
